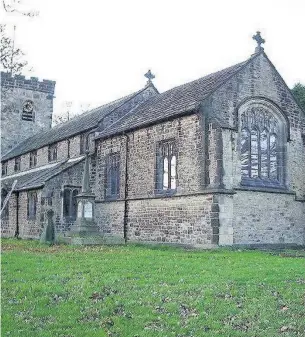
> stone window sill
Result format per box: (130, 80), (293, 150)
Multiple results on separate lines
(154, 189), (177, 197)
(105, 195), (120, 201)
(235, 185), (295, 195)
(241, 177), (286, 189)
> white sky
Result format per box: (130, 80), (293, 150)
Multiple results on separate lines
(1, 0), (305, 118)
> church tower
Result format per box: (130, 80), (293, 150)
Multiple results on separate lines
(0, 72), (56, 155)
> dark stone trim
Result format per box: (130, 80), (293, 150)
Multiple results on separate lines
(225, 243), (305, 250)
(95, 189), (235, 203)
(234, 186), (295, 195)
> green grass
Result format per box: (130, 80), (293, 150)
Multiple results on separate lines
(1, 239), (305, 337)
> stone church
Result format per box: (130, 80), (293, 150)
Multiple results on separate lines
(1, 34), (305, 247)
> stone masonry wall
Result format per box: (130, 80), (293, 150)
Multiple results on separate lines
(95, 114), (213, 245)
(18, 189), (42, 239)
(1, 193), (17, 237)
(233, 191), (305, 245)
(126, 195), (215, 247)
(95, 201), (125, 238)
(127, 114), (204, 198)
(1, 72), (55, 155)
(3, 133), (92, 176)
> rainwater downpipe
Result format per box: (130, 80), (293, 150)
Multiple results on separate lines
(123, 133), (129, 243)
(14, 191), (19, 238)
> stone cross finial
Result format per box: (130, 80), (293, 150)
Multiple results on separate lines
(144, 69), (155, 84)
(252, 31), (265, 53)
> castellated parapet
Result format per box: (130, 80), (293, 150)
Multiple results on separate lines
(1, 72), (56, 95)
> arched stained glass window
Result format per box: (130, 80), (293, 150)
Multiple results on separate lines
(239, 104), (285, 188)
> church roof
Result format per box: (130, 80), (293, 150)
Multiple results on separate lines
(2, 54), (255, 161)
(2, 87), (148, 161)
(96, 56), (254, 139)
(1, 157), (84, 191)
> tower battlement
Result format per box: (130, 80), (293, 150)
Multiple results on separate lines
(1, 72), (56, 95)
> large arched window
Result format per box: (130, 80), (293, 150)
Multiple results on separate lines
(239, 101), (287, 188)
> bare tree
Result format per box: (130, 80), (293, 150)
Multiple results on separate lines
(53, 102), (92, 126)
(0, 24), (28, 74)
(1, 0), (38, 74)
(2, 0), (38, 17)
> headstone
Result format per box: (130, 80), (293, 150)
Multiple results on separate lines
(40, 209), (55, 244)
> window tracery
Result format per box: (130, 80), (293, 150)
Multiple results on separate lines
(156, 140), (177, 193)
(239, 104), (286, 188)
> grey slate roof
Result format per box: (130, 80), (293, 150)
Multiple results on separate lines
(1, 157), (84, 191)
(2, 88), (146, 161)
(96, 57), (252, 139)
(3, 55), (254, 160)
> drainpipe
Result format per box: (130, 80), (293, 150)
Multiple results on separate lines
(14, 191), (19, 238)
(123, 133), (129, 243)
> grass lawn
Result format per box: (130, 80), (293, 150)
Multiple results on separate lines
(1, 239), (305, 337)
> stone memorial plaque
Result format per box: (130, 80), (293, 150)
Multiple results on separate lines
(84, 202), (93, 218)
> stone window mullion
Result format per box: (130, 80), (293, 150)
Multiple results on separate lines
(267, 132), (271, 178)
(156, 139), (177, 193)
(258, 130), (261, 178)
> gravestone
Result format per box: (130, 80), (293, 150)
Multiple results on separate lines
(40, 209), (55, 244)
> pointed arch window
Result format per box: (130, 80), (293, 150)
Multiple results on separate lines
(63, 187), (80, 220)
(156, 140), (177, 193)
(27, 191), (37, 220)
(105, 153), (120, 200)
(240, 105), (286, 188)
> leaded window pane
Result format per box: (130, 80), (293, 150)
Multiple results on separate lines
(105, 153), (120, 199)
(27, 192), (37, 219)
(241, 128), (250, 177)
(269, 134), (278, 180)
(163, 157), (169, 190)
(260, 129), (268, 178)
(170, 156), (177, 189)
(250, 129), (259, 178)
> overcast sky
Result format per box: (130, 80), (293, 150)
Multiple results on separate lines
(1, 0), (305, 118)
